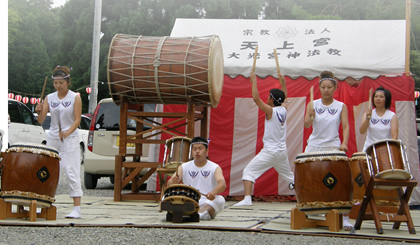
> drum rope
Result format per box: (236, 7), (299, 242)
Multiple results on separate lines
(183, 38), (195, 103)
(130, 35), (143, 102)
(154, 36), (168, 104)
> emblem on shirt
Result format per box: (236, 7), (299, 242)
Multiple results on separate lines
(371, 118), (379, 125)
(201, 170), (211, 178)
(380, 119), (391, 125)
(315, 107), (326, 114)
(62, 100), (72, 108)
(188, 171), (199, 179)
(275, 111), (286, 126)
(51, 101), (60, 108)
(327, 109), (338, 115)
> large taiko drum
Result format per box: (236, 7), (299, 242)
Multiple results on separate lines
(365, 139), (412, 184)
(107, 34), (224, 107)
(349, 152), (399, 206)
(1, 143), (60, 207)
(162, 184), (201, 216)
(294, 151), (353, 214)
(163, 137), (191, 169)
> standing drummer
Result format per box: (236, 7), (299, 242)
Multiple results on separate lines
(303, 71), (352, 230)
(167, 137), (226, 220)
(359, 86), (398, 151)
(36, 65), (83, 219)
(234, 70), (295, 207)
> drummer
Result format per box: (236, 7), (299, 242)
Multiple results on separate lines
(167, 137), (226, 220)
(359, 86), (398, 151)
(234, 70), (295, 207)
(36, 65), (83, 219)
(303, 71), (352, 230)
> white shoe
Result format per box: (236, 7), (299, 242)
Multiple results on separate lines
(65, 207), (81, 219)
(343, 216), (353, 231)
(233, 199), (252, 206)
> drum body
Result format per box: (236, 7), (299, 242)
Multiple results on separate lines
(107, 34), (224, 107)
(294, 151), (353, 214)
(1, 143), (60, 207)
(162, 184), (201, 215)
(349, 152), (399, 206)
(365, 139), (412, 181)
(163, 137), (191, 169)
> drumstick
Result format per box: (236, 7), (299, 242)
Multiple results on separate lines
(310, 86), (314, 120)
(40, 76), (48, 103)
(367, 88), (372, 119)
(273, 49), (280, 75)
(252, 46), (258, 72)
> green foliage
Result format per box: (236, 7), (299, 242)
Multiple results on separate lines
(8, 0), (420, 113)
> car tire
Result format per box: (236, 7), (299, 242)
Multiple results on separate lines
(80, 144), (85, 164)
(84, 172), (98, 189)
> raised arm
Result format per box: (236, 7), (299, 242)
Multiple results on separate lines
(251, 71), (273, 118)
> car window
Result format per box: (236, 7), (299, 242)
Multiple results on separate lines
(20, 106), (35, 125)
(8, 102), (24, 123)
(80, 117), (91, 130)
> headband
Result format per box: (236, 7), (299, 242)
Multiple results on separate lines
(319, 77), (337, 84)
(191, 138), (210, 146)
(270, 92), (282, 104)
(52, 74), (70, 79)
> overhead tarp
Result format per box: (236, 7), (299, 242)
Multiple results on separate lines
(171, 19), (406, 80)
(143, 19), (420, 206)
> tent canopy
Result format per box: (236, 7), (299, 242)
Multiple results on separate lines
(171, 19), (406, 80)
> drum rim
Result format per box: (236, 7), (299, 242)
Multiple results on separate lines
(208, 35), (224, 108)
(295, 151), (348, 159)
(8, 143), (59, 155)
(365, 139), (403, 154)
(166, 136), (192, 143)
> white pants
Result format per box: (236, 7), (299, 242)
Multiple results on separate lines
(199, 195), (225, 214)
(242, 148), (294, 184)
(47, 136), (83, 197)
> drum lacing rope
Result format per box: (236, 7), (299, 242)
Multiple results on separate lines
(153, 36), (168, 104)
(183, 38), (195, 103)
(130, 35), (144, 103)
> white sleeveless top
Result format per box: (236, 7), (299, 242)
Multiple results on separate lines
(47, 90), (79, 139)
(363, 109), (395, 151)
(182, 160), (219, 195)
(263, 106), (287, 153)
(307, 99), (343, 148)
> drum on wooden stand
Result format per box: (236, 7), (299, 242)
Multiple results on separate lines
(365, 140), (412, 188)
(107, 34), (224, 107)
(162, 137), (191, 169)
(294, 151), (353, 214)
(349, 152), (399, 206)
(1, 143), (60, 208)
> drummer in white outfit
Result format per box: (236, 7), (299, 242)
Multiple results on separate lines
(303, 71), (352, 230)
(234, 70), (295, 207)
(359, 86), (398, 151)
(167, 137), (226, 220)
(36, 65), (83, 219)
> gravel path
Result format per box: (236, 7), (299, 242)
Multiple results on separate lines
(0, 166), (409, 244)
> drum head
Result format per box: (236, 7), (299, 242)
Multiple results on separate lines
(365, 139), (402, 155)
(208, 36), (224, 108)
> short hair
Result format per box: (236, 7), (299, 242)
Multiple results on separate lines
(372, 86), (392, 109)
(52, 65), (72, 82)
(191, 136), (208, 149)
(269, 88), (285, 106)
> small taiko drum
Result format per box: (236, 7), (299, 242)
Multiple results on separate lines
(161, 184), (201, 216)
(1, 143), (60, 208)
(349, 152), (399, 206)
(294, 151), (353, 214)
(107, 34), (224, 107)
(365, 139), (412, 185)
(163, 137), (191, 169)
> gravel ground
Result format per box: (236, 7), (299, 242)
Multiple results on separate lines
(0, 165), (410, 244)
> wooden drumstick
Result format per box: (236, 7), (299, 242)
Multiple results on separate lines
(252, 45), (258, 72)
(367, 88), (372, 119)
(40, 76), (48, 103)
(310, 86), (314, 120)
(273, 49), (280, 74)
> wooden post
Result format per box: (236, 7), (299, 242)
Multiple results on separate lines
(405, 0), (411, 75)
